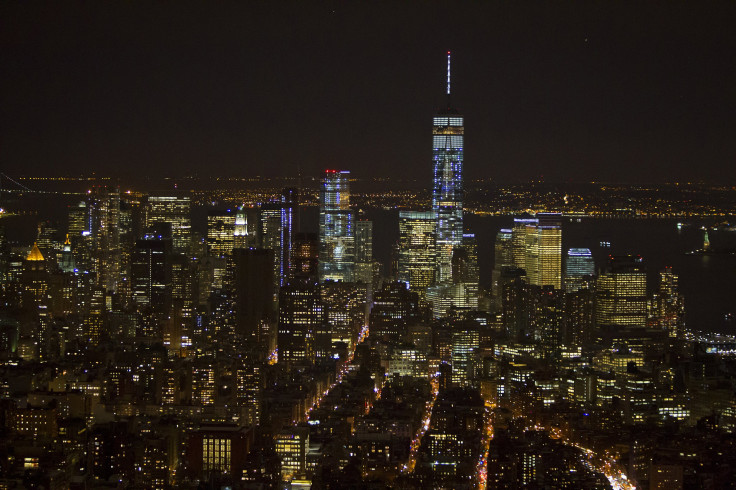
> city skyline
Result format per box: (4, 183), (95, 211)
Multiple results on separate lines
(2, 3), (736, 183)
(2, 4), (736, 489)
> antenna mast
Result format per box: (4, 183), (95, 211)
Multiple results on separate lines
(446, 51), (451, 95)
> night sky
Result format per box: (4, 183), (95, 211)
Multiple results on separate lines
(2, 2), (736, 183)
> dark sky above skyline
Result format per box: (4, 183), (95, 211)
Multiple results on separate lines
(2, 2), (736, 184)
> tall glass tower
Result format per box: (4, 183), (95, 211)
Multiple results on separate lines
(280, 188), (298, 287)
(564, 247), (594, 292)
(319, 170), (354, 282)
(398, 211), (436, 298)
(432, 52), (464, 282)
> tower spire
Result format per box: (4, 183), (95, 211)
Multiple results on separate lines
(446, 51), (451, 96)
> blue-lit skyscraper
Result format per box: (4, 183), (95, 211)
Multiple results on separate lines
(432, 52), (464, 282)
(280, 188), (298, 287)
(319, 170), (354, 282)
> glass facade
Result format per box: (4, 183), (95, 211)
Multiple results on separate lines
(206, 210), (235, 258)
(319, 170), (354, 282)
(565, 248), (594, 277)
(432, 114), (464, 283)
(564, 247), (594, 292)
(596, 255), (647, 330)
(280, 188), (298, 287)
(146, 195), (191, 255)
(524, 213), (562, 289)
(398, 211), (436, 297)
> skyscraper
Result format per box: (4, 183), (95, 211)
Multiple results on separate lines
(354, 219), (374, 285)
(491, 229), (514, 305)
(59, 235), (76, 274)
(319, 170), (354, 282)
(277, 280), (325, 368)
(320, 281), (367, 352)
(131, 229), (172, 316)
(564, 248), (594, 292)
(596, 255), (647, 331)
(22, 243), (48, 308)
(369, 281), (421, 343)
(257, 188), (298, 288)
(398, 211), (436, 298)
(565, 248), (594, 277)
(432, 52), (464, 283)
(290, 232), (319, 283)
(233, 248), (275, 350)
(279, 188), (298, 287)
(494, 229), (514, 271)
(67, 201), (89, 237)
(655, 266), (684, 338)
(146, 194), (191, 255)
(259, 202), (282, 289)
(90, 187), (121, 293)
(511, 216), (537, 270)
(525, 213), (562, 289)
(453, 233), (480, 309)
(234, 205), (259, 249)
(207, 210), (236, 258)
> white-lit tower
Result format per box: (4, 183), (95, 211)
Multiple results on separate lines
(432, 52), (464, 283)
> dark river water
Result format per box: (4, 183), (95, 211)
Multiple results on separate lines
(4, 195), (735, 335)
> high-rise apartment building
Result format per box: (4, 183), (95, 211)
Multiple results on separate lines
(432, 53), (464, 283)
(319, 170), (354, 282)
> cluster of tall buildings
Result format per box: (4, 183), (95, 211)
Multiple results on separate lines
(395, 53), (479, 318)
(0, 53), (733, 489)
